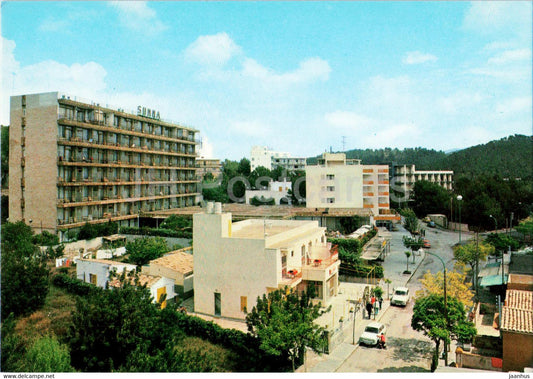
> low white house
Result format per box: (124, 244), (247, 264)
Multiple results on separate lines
(76, 258), (176, 307)
(193, 203), (340, 319)
(142, 248), (194, 299)
(245, 179), (292, 205)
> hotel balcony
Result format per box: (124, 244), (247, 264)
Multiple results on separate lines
(279, 270), (303, 288)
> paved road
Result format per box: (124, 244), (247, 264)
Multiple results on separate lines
(335, 224), (469, 372)
(337, 301), (433, 372)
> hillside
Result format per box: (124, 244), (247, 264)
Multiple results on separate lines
(310, 134), (532, 179)
(436, 134), (533, 179)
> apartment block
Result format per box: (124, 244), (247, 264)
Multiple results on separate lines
(9, 92), (199, 239)
(392, 164), (453, 201)
(193, 202), (340, 319)
(250, 145), (291, 171)
(271, 156), (306, 172)
(196, 158), (222, 180)
(305, 153), (390, 216)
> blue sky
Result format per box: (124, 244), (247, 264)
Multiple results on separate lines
(1, 1), (531, 160)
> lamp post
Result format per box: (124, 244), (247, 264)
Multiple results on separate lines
(425, 250), (448, 367)
(489, 215), (497, 231)
(457, 195), (463, 243)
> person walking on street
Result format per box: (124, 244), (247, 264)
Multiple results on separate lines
(379, 297), (383, 310)
(366, 302), (373, 319)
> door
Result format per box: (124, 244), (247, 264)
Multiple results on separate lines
(214, 292), (221, 316)
(157, 286), (167, 309)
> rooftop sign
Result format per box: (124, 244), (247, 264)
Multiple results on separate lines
(137, 106), (160, 120)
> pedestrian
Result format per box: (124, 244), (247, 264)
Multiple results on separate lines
(366, 302), (373, 319)
(379, 297), (383, 310)
(371, 295), (376, 306)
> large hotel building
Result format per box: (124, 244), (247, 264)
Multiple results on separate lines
(9, 92), (200, 240)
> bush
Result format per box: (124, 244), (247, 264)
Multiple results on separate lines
(52, 273), (98, 296)
(340, 262), (384, 278)
(120, 226), (192, 239)
(78, 221), (119, 240)
(32, 231), (60, 246)
(250, 196), (275, 206)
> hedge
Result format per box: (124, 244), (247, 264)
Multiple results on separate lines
(52, 273), (100, 296)
(340, 262), (384, 278)
(120, 226), (192, 239)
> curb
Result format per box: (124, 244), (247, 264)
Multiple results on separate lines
(406, 250), (426, 285)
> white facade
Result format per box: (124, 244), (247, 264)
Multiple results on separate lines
(76, 258), (136, 288)
(245, 179), (292, 205)
(392, 164), (453, 202)
(250, 146), (291, 171)
(305, 153), (389, 215)
(193, 204), (340, 319)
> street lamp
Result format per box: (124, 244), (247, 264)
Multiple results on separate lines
(457, 195), (463, 243)
(489, 215), (497, 231)
(425, 250), (449, 367)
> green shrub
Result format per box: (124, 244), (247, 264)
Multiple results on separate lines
(52, 273), (98, 296)
(120, 226), (192, 239)
(32, 231), (60, 246)
(250, 196), (275, 206)
(78, 221), (119, 240)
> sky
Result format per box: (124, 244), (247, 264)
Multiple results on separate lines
(1, 1), (531, 160)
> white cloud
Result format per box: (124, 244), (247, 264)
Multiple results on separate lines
(463, 2), (532, 38)
(242, 57), (331, 85)
(495, 97), (532, 115)
(323, 111), (373, 132)
(488, 48), (531, 65)
(184, 32), (242, 66)
(438, 92), (484, 115)
(402, 51), (438, 65)
(108, 1), (167, 36)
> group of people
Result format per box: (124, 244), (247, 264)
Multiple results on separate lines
(365, 295), (383, 319)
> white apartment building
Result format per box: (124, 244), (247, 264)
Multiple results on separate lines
(305, 153), (390, 216)
(245, 179), (292, 205)
(250, 146), (291, 171)
(193, 202), (340, 319)
(392, 164), (453, 201)
(271, 156), (306, 172)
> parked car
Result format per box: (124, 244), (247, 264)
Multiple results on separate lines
(391, 287), (410, 306)
(423, 239), (431, 248)
(358, 322), (386, 346)
(428, 221), (436, 228)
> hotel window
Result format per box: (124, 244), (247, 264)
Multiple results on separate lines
(327, 198), (335, 204)
(326, 174), (335, 180)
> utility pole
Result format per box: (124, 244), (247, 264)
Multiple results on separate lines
(342, 136), (347, 152)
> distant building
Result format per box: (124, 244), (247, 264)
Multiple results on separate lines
(193, 202), (340, 319)
(271, 156), (306, 172)
(305, 153), (390, 217)
(245, 179), (292, 205)
(9, 92), (200, 240)
(196, 158), (222, 180)
(391, 164), (453, 202)
(250, 146), (291, 171)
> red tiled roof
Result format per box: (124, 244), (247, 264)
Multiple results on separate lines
(501, 289), (533, 334)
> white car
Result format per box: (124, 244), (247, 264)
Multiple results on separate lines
(358, 322), (386, 346)
(391, 287), (410, 306)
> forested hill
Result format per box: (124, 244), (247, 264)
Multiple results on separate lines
(307, 134), (532, 179)
(435, 134), (532, 179)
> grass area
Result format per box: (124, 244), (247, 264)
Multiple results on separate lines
(175, 336), (240, 372)
(14, 282), (77, 345)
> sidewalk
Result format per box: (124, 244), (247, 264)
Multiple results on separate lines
(298, 227), (427, 373)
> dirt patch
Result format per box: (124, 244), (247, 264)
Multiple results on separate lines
(378, 365), (430, 372)
(387, 337), (434, 362)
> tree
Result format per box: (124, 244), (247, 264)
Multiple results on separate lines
(245, 287), (329, 371)
(403, 235), (425, 251)
(1, 222), (49, 319)
(1, 313), (26, 372)
(237, 158), (251, 176)
(1, 125), (9, 188)
(24, 336), (74, 372)
(411, 180), (451, 217)
(515, 216), (533, 242)
(68, 272), (181, 372)
(401, 208), (419, 233)
(411, 294), (476, 369)
(160, 215), (191, 231)
(485, 233), (520, 253)
(126, 237), (169, 266)
(453, 241), (494, 286)
(32, 230), (60, 246)
(416, 267), (474, 308)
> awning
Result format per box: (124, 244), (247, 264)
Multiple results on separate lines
(479, 274), (508, 287)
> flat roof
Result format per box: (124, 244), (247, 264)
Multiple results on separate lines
(232, 223), (301, 239)
(149, 250), (193, 275)
(146, 204), (374, 219)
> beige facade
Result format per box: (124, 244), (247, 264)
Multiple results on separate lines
(305, 153), (389, 216)
(392, 164), (453, 201)
(9, 92), (199, 239)
(193, 204), (340, 319)
(196, 158), (222, 180)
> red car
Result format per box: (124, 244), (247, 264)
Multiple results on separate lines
(423, 239), (431, 248)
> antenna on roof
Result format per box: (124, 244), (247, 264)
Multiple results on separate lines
(342, 136), (347, 151)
